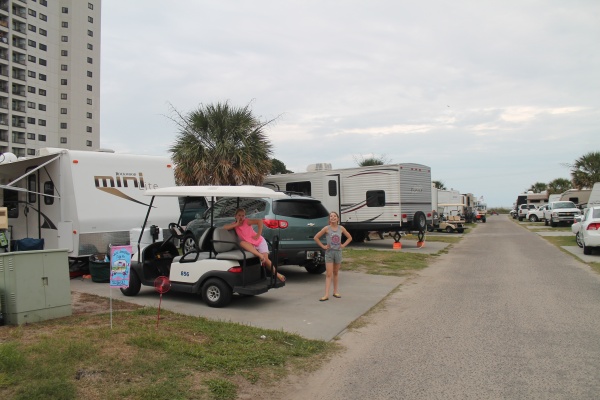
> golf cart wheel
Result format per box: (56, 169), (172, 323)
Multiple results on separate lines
(120, 271), (141, 296)
(445, 226), (454, 233)
(576, 232), (583, 248)
(181, 233), (198, 253)
(201, 278), (233, 308)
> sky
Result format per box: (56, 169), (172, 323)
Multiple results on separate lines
(99, 1), (600, 208)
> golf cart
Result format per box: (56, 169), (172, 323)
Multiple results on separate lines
(434, 203), (467, 233)
(120, 185), (287, 308)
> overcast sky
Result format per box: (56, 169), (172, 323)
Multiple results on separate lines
(100, 1), (599, 207)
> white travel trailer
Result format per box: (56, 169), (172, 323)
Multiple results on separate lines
(0, 148), (179, 262)
(264, 163), (432, 242)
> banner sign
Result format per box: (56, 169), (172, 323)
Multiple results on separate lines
(110, 245), (132, 288)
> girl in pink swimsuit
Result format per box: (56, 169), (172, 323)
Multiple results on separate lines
(223, 208), (285, 282)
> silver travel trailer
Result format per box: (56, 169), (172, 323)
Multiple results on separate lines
(0, 148), (179, 262)
(264, 163), (433, 242)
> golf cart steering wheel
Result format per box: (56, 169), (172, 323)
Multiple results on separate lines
(168, 222), (184, 240)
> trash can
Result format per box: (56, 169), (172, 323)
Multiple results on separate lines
(89, 253), (110, 283)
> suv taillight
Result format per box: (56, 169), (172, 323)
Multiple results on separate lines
(263, 219), (289, 229)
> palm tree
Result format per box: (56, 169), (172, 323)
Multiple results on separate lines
(570, 151), (600, 189)
(169, 101), (275, 185)
(270, 158), (292, 174)
(546, 178), (572, 194)
(528, 182), (547, 193)
(432, 180), (446, 190)
(354, 154), (391, 166)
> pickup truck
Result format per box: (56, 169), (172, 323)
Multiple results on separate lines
(543, 201), (581, 227)
(526, 204), (548, 222)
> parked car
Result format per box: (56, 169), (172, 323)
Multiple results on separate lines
(543, 201), (581, 227)
(526, 204), (548, 222)
(183, 192), (330, 274)
(517, 204), (537, 221)
(572, 214), (584, 248)
(577, 206), (600, 255)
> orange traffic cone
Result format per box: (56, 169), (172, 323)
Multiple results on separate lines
(393, 242), (402, 250)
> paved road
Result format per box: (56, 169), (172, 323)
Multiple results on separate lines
(282, 216), (600, 399)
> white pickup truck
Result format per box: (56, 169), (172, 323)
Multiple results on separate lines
(526, 204), (548, 222)
(543, 201), (581, 227)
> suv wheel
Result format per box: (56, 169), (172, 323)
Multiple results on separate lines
(182, 233), (198, 253)
(304, 262), (326, 274)
(529, 215), (538, 222)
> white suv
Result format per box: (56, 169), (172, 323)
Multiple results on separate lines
(517, 204), (537, 221)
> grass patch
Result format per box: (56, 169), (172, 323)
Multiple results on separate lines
(0, 308), (338, 400)
(344, 249), (429, 276)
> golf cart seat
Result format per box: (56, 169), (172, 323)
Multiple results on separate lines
(173, 227), (214, 263)
(212, 228), (257, 261)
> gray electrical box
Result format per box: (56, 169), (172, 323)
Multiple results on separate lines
(0, 249), (72, 325)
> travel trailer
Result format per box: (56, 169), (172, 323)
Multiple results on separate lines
(0, 148), (179, 263)
(264, 163), (433, 242)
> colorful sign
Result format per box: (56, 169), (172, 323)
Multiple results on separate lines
(110, 245), (132, 288)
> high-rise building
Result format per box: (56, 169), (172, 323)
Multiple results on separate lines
(0, 0), (100, 157)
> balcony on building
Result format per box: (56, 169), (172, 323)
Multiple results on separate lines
(0, 0), (8, 12)
(12, 131), (25, 144)
(11, 116), (25, 129)
(11, 99), (25, 113)
(0, 97), (7, 109)
(0, 64), (7, 77)
(11, 67), (25, 81)
(11, 4), (26, 19)
(11, 83), (25, 96)
(12, 20), (25, 34)
(11, 36), (25, 50)
(0, 129), (7, 142)
(0, 112), (8, 126)
(0, 79), (7, 92)
(12, 51), (25, 65)
(0, 48), (7, 60)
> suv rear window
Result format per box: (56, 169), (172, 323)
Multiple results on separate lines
(273, 199), (328, 219)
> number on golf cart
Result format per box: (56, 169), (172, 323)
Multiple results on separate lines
(181, 271), (190, 277)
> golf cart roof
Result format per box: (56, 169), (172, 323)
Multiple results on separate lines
(144, 185), (288, 199)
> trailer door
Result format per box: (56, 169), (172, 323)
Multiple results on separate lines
(322, 175), (340, 214)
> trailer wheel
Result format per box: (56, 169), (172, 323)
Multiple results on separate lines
(413, 211), (427, 231)
(201, 278), (233, 308)
(120, 271), (141, 296)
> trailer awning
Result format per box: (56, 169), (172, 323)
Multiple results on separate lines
(0, 153), (61, 198)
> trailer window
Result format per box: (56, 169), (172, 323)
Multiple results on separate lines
(328, 180), (337, 196)
(44, 181), (54, 205)
(286, 181), (311, 196)
(366, 190), (385, 207)
(28, 174), (36, 203)
(3, 189), (18, 218)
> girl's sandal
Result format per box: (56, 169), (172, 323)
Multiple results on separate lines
(319, 297), (329, 302)
(333, 293), (341, 298)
